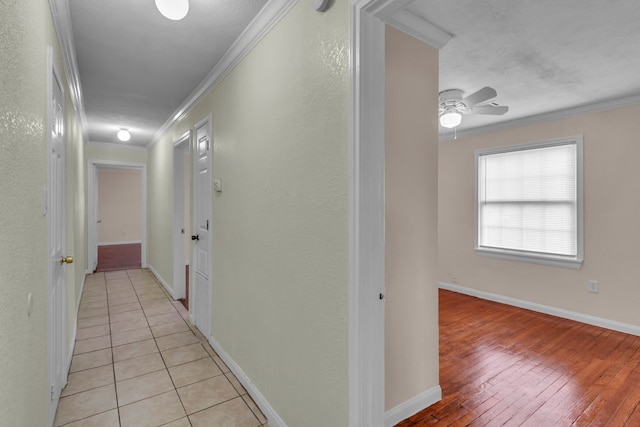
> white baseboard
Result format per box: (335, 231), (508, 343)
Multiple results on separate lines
(385, 386), (442, 427)
(208, 335), (287, 427)
(147, 264), (178, 300)
(98, 240), (142, 246)
(439, 282), (640, 337)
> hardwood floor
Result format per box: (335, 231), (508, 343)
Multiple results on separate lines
(95, 243), (141, 272)
(397, 290), (640, 426)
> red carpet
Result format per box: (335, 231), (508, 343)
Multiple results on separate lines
(96, 243), (141, 272)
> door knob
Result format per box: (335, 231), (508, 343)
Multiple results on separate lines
(60, 256), (74, 264)
(191, 235), (199, 241)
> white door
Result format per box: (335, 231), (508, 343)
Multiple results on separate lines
(49, 54), (68, 424)
(192, 119), (211, 339)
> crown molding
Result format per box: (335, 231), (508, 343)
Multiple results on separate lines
(360, 0), (417, 20)
(386, 10), (453, 49)
(440, 92), (640, 142)
(48, 0), (88, 142)
(147, 0), (299, 149)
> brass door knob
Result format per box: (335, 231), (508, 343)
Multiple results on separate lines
(60, 256), (74, 264)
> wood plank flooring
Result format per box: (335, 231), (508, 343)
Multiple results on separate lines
(397, 290), (640, 427)
(96, 243), (141, 272)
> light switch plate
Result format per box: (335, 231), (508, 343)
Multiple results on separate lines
(213, 178), (223, 192)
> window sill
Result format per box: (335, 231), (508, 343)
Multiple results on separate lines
(475, 247), (583, 270)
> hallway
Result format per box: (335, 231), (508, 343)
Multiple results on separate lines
(55, 269), (268, 426)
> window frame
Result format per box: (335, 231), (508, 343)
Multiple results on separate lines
(474, 136), (584, 269)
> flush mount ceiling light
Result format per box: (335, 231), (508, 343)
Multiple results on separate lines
(117, 128), (131, 142)
(439, 109), (462, 129)
(155, 0), (189, 21)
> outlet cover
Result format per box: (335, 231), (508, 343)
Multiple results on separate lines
(588, 280), (599, 293)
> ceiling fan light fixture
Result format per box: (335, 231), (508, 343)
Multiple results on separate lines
(439, 110), (462, 128)
(155, 0), (189, 21)
(117, 128), (131, 142)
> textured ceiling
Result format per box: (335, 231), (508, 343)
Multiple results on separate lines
(406, 0), (640, 136)
(69, 0), (640, 145)
(69, 0), (266, 146)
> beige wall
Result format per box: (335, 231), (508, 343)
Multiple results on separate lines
(97, 168), (142, 244)
(0, 0), (86, 424)
(385, 27), (441, 411)
(147, 1), (350, 425)
(439, 105), (640, 326)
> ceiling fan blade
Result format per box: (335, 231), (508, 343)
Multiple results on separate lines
(463, 86), (497, 106)
(471, 105), (509, 115)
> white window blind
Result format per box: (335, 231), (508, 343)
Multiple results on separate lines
(476, 138), (582, 266)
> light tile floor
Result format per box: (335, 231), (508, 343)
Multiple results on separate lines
(55, 269), (269, 427)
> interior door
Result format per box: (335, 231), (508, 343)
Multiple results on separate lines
(192, 119), (211, 339)
(49, 55), (67, 424)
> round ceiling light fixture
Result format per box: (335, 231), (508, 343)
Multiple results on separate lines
(439, 110), (462, 129)
(155, 0), (189, 21)
(117, 128), (131, 142)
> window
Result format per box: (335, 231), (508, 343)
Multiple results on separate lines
(475, 136), (583, 269)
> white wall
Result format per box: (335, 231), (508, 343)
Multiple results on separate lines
(97, 168), (142, 244)
(385, 26), (441, 412)
(0, 0), (86, 424)
(439, 104), (640, 327)
(147, 1), (350, 425)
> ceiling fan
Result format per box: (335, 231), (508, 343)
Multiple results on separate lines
(438, 86), (509, 128)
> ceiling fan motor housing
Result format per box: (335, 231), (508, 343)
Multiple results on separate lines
(439, 89), (469, 113)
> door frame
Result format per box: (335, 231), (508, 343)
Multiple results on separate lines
(191, 114), (213, 338)
(350, 1), (417, 425)
(173, 131), (192, 300)
(87, 160), (147, 272)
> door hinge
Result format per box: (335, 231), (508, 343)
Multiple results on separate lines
(50, 384), (55, 400)
(206, 220), (209, 230)
(379, 293), (385, 300)
(181, 228), (184, 234)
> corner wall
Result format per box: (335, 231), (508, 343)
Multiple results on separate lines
(439, 105), (640, 328)
(147, 1), (350, 425)
(385, 27), (441, 415)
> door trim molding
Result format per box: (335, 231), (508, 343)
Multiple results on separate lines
(349, 2), (387, 426)
(87, 160), (147, 272)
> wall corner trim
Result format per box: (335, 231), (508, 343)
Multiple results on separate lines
(386, 10), (453, 49)
(148, 264), (178, 300)
(384, 386), (443, 427)
(147, 0), (298, 149)
(208, 335), (288, 427)
(439, 282), (640, 337)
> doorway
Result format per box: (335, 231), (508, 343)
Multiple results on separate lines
(88, 161), (147, 273)
(95, 167), (143, 271)
(173, 131), (192, 307)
